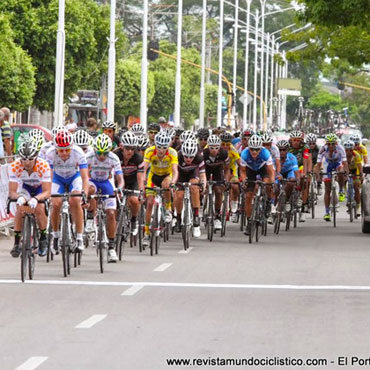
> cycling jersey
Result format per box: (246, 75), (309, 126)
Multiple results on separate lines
(235, 142), (247, 154)
(348, 150), (362, 175)
(266, 144), (280, 169)
(46, 145), (88, 178)
(144, 146), (178, 176)
(317, 144), (347, 164)
(177, 152), (205, 183)
(289, 144), (309, 167)
(203, 148), (229, 181)
(9, 158), (51, 190)
(86, 152), (122, 182)
(228, 145), (240, 178)
(114, 150), (144, 185)
(355, 144), (367, 163)
(280, 152), (299, 179)
(39, 141), (54, 160)
(309, 145), (320, 166)
(240, 147), (273, 171)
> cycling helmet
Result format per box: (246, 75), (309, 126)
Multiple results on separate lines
(325, 133), (338, 144)
(343, 140), (355, 150)
(277, 139), (290, 149)
(137, 134), (150, 150)
(51, 126), (64, 138)
(197, 128), (210, 139)
(148, 123), (160, 132)
(306, 133), (317, 143)
(54, 129), (73, 149)
(248, 135), (263, 149)
(180, 130), (196, 143)
(131, 123), (144, 136)
(102, 120), (117, 130)
(207, 135), (221, 147)
(260, 132), (273, 143)
(242, 129), (254, 137)
(162, 128), (176, 139)
(290, 130), (304, 139)
(350, 134), (361, 144)
(175, 128), (184, 137)
(73, 129), (91, 147)
(29, 129), (45, 150)
(94, 134), (112, 153)
(18, 140), (39, 160)
(154, 131), (171, 147)
(220, 131), (233, 143)
(182, 140), (198, 157)
(158, 117), (167, 124)
(121, 131), (138, 147)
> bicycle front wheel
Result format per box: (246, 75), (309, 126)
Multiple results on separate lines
(61, 213), (69, 278)
(21, 216), (31, 282)
(221, 192), (228, 237)
(182, 200), (190, 251)
(207, 193), (214, 242)
(150, 204), (159, 256)
(332, 186), (337, 228)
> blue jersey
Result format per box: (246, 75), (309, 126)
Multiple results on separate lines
(281, 152), (299, 175)
(240, 147), (273, 171)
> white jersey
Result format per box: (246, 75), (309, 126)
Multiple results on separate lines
(317, 144), (347, 164)
(39, 141), (54, 160)
(46, 144), (87, 178)
(87, 151), (123, 182)
(8, 158), (51, 188)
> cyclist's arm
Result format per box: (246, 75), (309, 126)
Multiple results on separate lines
(8, 181), (20, 200)
(143, 161), (150, 183)
(275, 158), (281, 174)
(171, 163), (178, 185)
(35, 181), (51, 201)
(200, 172), (207, 187)
(80, 168), (90, 195)
(115, 173), (124, 189)
(266, 164), (275, 183)
(137, 172), (145, 192)
(239, 165), (246, 182)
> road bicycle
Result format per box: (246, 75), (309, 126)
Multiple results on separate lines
(346, 173), (358, 222)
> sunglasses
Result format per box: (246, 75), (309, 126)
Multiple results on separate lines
(57, 148), (71, 154)
(327, 143), (336, 146)
(198, 138), (208, 141)
(103, 129), (114, 134)
(242, 137), (249, 140)
(279, 148), (288, 152)
(222, 143), (232, 147)
(209, 146), (220, 151)
(148, 131), (158, 134)
(124, 146), (136, 151)
(308, 142), (316, 145)
(156, 145), (168, 150)
(291, 139), (302, 142)
(345, 148), (353, 151)
(96, 151), (109, 156)
(250, 148), (261, 152)
(81, 147), (89, 152)
(184, 155), (195, 159)
(263, 143), (271, 147)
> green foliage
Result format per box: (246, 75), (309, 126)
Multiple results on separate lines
(204, 83), (218, 127)
(0, 14), (35, 111)
(308, 87), (344, 111)
(115, 59), (154, 120)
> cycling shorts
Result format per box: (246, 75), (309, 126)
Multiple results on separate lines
(322, 162), (342, 182)
(146, 172), (171, 196)
(89, 179), (116, 210)
(52, 172), (82, 194)
(281, 170), (296, 180)
(246, 165), (268, 191)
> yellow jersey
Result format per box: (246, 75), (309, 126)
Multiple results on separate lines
(228, 145), (240, 177)
(144, 145), (178, 176)
(348, 150), (362, 175)
(355, 144), (367, 163)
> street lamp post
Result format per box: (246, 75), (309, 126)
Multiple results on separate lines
(259, 0), (266, 129)
(243, 0), (252, 130)
(107, 0), (117, 123)
(174, 0), (183, 127)
(264, 31), (270, 127)
(140, 0), (148, 131)
(217, 0), (224, 127)
(232, 0), (239, 130)
(199, 0), (207, 129)
(252, 8), (259, 132)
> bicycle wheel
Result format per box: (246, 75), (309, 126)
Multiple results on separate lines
(221, 192), (228, 237)
(332, 186), (337, 228)
(21, 216), (31, 282)
(310, 181), (315, 219)
(255, 200), (262, 243)
(207, 193), (214, 242)
(348, 183), (354, 222)
(274, 193), (284, 235)
(115, 206), (125, 261)
(150, 204), (159, 256)
(138, 204), (145, 252)
(97, 214), (105, 273)
(182, 200), (190, 250)
(61, 213), (69, 278)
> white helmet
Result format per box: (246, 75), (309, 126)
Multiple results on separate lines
(51, 126), (64, 138)
(162, 127), (176, 139)
(207, 135), (221, 147)
(343, 140), (355, 150)
(154, 132), (171, 147)
(182, 140), (198, 157)
(260, 132), (273, 143)
(180, 130), (196, 143)
(121, 131), (138, 147)
(137, 134), (150, 150)
(350, 134), (361, 144)
(74, 129), (91, 147)
(131, 123), (145, 136)
(29, 129), (45, 150)
(248, 134), (263, 149)
(306, 133), (317, 143)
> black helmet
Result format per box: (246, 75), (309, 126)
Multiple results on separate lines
(197, 128), (210, 139)
(175, 128), (184, 137)
(220, 131), (233, 143)
(148, 123), (160, 132)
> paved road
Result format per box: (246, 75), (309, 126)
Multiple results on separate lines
(1, 200), (370, 370)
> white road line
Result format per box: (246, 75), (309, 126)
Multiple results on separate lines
(75, 314), (107, 329)
(178, 247), (194, 254)
(15, 357), (48, 370)
(121, 285), (144, 296)
(3, 279), (370, 291)
(153, 263), (172, 272)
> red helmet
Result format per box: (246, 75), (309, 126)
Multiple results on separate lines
(54, 129), (73, 149)
(242, 129), (254, 137)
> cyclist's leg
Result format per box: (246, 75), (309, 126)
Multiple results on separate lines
(50, 175), (66, 234)
(174, 186), (184, 231)
(69, 174), (84, 235)
(245, 168), (257, 219)
(323, 163), (332, 218)
(230, 165), (240, 216)
(161, 175), (172, 209)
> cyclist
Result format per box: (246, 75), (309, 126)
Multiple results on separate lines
(172, 128), (183, 149)
(86, 134), (123, 262)
(239, 135), (275, 234)
(174, 139), (206, 237)
(178, 130), (197, 151)
(46, 129), (89, 253)
(148, 123), (160, 146)
(74, 129), (93, 156)
(350, 134), (368, 164)
(39, 126), (64, 160)
(289, 130), (311, 222)
(29, 129), (45, 153)
(261, 132), (281, 176)
(276, 139), (300, 209)
(344, 140), (363, 216)
(203, 135), (230, 231)
(306, 133), (322, 195)
(143, 131), (179, 246)
(220, 131), (241, 223)
(235, 129), (254, 154)
(131, 123), (145, 137)
(315, 133), (347, 221)
(197, 128), (210, 152)
(136, 134), (150, 156)
(102, 120), (121, 150)
(114, 131), (145, 234)
(8, 141), (51, 257)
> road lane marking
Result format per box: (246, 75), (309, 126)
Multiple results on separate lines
(15, 357), (48, 370)
(75, 314), (107, 329)
(4, 279), (370, 291)
(178, 247), (194, 254)
(153, 263), (172, 272)
(121, 285), (144, 296)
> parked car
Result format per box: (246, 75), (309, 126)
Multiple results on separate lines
(11, 124), (52, 154)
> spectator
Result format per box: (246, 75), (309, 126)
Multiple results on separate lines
(86, 117), (98, 138)
(0, 108), (12, 156)
(158, 116), (169, 130)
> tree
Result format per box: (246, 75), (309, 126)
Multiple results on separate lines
(308, 88), (344, 111)
(0, 14), (36, 111)
(115, 59), (155, 121)
(0, 0), (126, 111)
